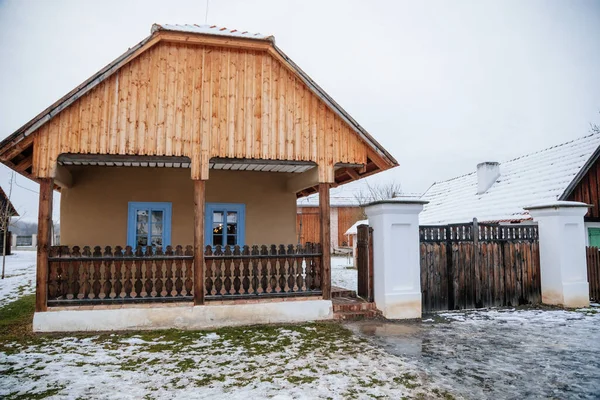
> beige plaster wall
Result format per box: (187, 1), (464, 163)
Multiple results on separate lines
(59, 167), (297, 247)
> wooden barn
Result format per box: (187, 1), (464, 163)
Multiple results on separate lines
(296, 192), (363, 250)
(0, 24), (397, 331)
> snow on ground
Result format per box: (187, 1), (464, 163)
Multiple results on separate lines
(349, 307), (600, 399)
(0, 324), (450, 399)
(0, 251), (36, 307)
(331, 255), (357, 291)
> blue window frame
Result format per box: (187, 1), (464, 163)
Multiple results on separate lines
(205, 203), (245, 247)
(127, 202), (172, 249)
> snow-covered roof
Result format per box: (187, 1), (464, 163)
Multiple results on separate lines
(151, 24), (274, 42)
(420, 132), (600, 225)
(297, 193), (361, 208)
(345, 220), (369, 236)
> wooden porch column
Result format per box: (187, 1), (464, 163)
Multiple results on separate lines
(319, 182), (332, 299)
(193, 180), (206, 305)
(36, 178), (53, 312)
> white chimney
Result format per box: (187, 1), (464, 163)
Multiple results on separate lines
(477, 162), (500, 194)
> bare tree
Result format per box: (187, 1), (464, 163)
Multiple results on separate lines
(354, 181), (402, 218)
(1, 172), (19, 279)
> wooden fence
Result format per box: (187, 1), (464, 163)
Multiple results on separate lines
(420, 221), (541, 312)
(47, 243), (322, 305)
(586, 246), (600, 302)
(204, 244), (322, 299)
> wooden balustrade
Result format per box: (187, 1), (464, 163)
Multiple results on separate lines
(47, 245), (194, 305)
(47, 243), (323, 305)
(204, 243), (323, 299)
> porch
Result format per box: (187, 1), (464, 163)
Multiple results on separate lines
(35, 154), (336, 312)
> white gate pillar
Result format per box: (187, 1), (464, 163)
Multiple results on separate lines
(365, 199), (427, 319)
(525, 201), (590, 308)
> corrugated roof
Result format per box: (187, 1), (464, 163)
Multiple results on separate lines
(420, 132), (600, 224)
(151, 24), (274, 42)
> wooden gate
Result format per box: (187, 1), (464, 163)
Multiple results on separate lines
(356, 224), (374, 301)
(586, 246), (600, 302)
(420, 220), (541, 312)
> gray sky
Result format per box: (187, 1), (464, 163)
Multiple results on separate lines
(0, 0), (599, 222)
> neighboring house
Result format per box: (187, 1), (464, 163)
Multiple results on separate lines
(297, 193), (362, 249)
(0, 186), (18, 255)
(420, 131), (600, 245)
(0, 24), (397, 327)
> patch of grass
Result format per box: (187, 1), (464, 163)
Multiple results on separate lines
(393, 373), (420, 389)
(6, 386), (64, 400)
(432, 388), (456, 399)
(286, 375), (318, 384)
(0, 294), (40, 350)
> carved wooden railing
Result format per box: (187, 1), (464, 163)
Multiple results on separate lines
(47, 243), (323, 306)
(47, 245), (194, 305)
(204, 243), (322, 299)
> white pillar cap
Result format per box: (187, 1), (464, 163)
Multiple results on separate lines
(525, 201), (591, 218)
(524, 200), (591, 211)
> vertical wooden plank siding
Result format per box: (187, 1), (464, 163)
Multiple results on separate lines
(337, 207), (363, 247)
(30, 43), (373, 180)
(567, 157), (600, 218)
(37, 178), (53, 312)
(193, 180), (206, 305)
(319, 183), (331, 299)
(296, 208), (320, 245)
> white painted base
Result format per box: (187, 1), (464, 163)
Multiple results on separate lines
(33, 300), (333, 333)
(378, 292), (421, 320)
(542, 281), (590, 308)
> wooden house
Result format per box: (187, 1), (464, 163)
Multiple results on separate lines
(296, 192), (363, 249)
(0, 186), (18, 256)
(0, 24), (397, 331)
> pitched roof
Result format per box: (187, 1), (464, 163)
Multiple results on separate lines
(296, 193), (362, 208)
(0, 187), (18, 218)
(420, 132), (600, 225)
(0, 23), (397, 177)
(152, 24), (274, 41)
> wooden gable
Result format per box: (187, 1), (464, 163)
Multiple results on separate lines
(566, 154), (600, 219)
(1, 28), (397, 187)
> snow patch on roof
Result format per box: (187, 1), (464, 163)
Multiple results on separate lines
(345, 219), (369, 236)
(152, 24), (274, 42)
(420, 132), (600, 225)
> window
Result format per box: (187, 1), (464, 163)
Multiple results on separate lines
(589, 227), (600, 247)
(127, 202), (172, 249)
(205, 203), (245, 247)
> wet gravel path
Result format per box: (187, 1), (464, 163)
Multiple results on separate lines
(348, 307), (600, 399)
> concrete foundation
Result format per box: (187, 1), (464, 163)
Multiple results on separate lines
(33, 300), (333, 332)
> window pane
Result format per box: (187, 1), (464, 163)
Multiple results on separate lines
(213, 234), (223, 246)
(153, 223), (163, 236)
(212, 223), (223, 235)
(213, 211), (223, 223)
(151, 235), (162, 247)
(136, 210), (148, 235)
(136, 235), (148, 246)
(227, 235), (236, 246)
(227, 212), (237, 223)
(151, 210), (163, 224)
(227, 223), (237, 235)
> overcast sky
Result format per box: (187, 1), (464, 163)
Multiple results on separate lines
(0, 0), (599, 221)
